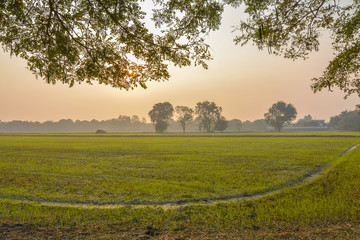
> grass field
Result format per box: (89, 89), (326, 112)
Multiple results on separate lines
(0, 133), (359, 239)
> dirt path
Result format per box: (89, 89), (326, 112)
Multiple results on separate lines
(0, 143), (359, 209)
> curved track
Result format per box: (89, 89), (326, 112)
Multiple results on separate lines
(0, 143), (358, 209)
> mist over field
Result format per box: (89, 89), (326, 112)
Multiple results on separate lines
(1, 104), (358, 133)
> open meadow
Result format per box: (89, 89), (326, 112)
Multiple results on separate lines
(0, 133), (360, 239)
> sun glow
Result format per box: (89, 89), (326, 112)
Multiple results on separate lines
(127, 69), (134, 75)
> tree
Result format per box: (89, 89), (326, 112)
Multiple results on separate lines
(214, 117), (229, 132)
(303, 115), (313, 121)
(232, 0), (360, 98)
(175, 106), (194, 133)
(2, 1), (359, 97)
(228, 119), (242, 132)
(295, 115), (326, 127)
(0, 0), (222, 89)
(241, 119), (269, 132)
(337, 111), (360, 131)
(194, 116), (203, 132)
(148, 102), (174, 133)
(118, 115), (130, 123)
(131, 115), (140, 123)
(264, 101), (297, 132)
(195, 101), (222, 133)
(153, 120), (169, 133)
(329, 108), (360, 131)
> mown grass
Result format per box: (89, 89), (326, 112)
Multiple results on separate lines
(0, 134), (359, 233)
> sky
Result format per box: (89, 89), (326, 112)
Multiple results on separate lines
(0, 5), (359, 123)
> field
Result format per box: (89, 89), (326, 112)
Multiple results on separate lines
(0, 133), (360, 239)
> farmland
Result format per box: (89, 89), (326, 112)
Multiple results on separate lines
(0, 133), (360, 239)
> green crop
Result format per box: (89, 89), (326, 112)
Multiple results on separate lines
(0, 134), (359, 230)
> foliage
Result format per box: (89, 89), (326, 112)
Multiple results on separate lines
(0, 0), (223, 89)
(264, 101), (297, 132)
(130, 115), (140, 123)
(2, 1), (359, 97)
(295, 115), (326, 127)
(227, 119), (242, 132)
(311, 3), (360, 98)
(175, 106), (194, 133)
(214, 116), (229, 132)
(329, 109), (360, 131)
(241, 119), (269, 132)
(195, 101), (222, 132)
(232, 0), (360, 97)
(0, 116), (152, 132)
(154, 120), (168, 133)
(148, 102), (174, 133)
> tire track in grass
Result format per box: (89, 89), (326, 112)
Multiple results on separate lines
(0, 143), (359, 209)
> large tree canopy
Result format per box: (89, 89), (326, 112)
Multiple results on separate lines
(1, 0), (359, 96)
(0, 0), (222, 89)
(231, 0), (360, 98)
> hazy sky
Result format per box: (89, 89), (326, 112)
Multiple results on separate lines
(0, 5), (358, 123)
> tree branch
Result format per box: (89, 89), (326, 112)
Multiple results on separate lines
(51, 2), (98, 65)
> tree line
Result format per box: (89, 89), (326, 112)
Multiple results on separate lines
(0, 116), (152, 133)
(0, 101), (359, 133)
(148, 100), (360, 133)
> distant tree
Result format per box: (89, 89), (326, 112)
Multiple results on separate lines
(175, 106), (194, 133)
(56, 119), (74, 131)
(118, 115), (131, 123)
(241, 119), (270, 132)
(228, 119), (242, 132)
(337, 112), (360, 131)
(153, 120), (169, 133)
(264, 101), (297, 132)
(194, 117), (203, 132)
(214, 117), (229, 132)
(195, 101), (222, 133)
(295, 115), (325, 127)
(131, 115), (140, 123)
(148, 102), (174, 133)
(329, 109), (360, 131)
(303, 115), (312, 121)
(329, 114), (342, 129)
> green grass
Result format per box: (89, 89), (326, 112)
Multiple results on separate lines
(0, 136), (358, 204)
(1, 131), (360, 136)
(0, 134), (359, 231)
